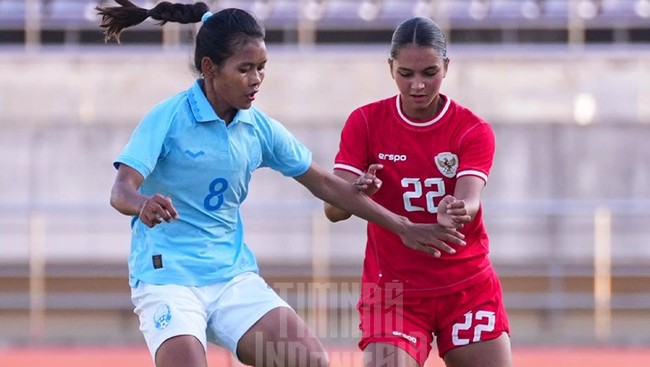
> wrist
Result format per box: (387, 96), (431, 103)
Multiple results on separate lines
(389, 214), (410, 235)
(135, 197), (148, 215)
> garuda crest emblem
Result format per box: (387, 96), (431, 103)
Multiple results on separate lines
(435, 152), (458, 178)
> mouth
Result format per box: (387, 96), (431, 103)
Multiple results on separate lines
(247, 90), (259, 101)
(410, 94), (428, 101)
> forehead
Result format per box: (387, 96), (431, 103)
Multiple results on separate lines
(225, 39), (267, 64)
(393, 44), (444, 68)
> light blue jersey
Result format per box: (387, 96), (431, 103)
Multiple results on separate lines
(115, 80), (312, 287)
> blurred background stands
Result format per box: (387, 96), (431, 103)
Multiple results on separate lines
(1, 0), (650, 351)
(0, 0), (649, 46)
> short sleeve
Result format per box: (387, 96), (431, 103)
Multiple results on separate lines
(456, 122), (495, 183)
(333, 108), (370, 176)
(258, 118), (312, 177)
(113, 104), (173, 179)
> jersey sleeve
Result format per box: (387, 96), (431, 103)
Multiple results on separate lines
(113, 104), (173, 179)
(258, 117), (312, 177)
(333, 108), (370, 176)
(456, 122), (495, 184)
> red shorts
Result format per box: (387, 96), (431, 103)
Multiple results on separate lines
(357, 272), (509, 365)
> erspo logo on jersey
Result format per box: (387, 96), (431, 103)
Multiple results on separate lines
(378, 153), (407, 162)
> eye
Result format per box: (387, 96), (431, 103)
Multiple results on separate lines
(398, 71), (413, 78)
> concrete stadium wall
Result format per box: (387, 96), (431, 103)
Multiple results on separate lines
(1, 46), (650, 265)
(2, 46), (650, 126)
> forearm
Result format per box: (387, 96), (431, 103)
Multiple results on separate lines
(301, 168), (408, 234)
(110, 182), (148, 216)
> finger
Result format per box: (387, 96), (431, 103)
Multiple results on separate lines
(430, 241), (456, 254)
(446, 200), (466, 210)
(447, 207), (468, 216)
(161, 196), (179, 219)
(439, 195), (455, 207)
(444, 233), (466, 246)
(153, 211), (164, 224)
(355, 183), (369, 190)
(141, 216), (155, 228)
(367, 163), (383, 176)
(155, 196), (179, 221)
(418, 244), (441, 257)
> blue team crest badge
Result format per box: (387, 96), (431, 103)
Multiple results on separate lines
(435, 152), (458, 178)
(153, 304), (172, 330)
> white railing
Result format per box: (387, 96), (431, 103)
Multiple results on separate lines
(1, 199), (650, 344)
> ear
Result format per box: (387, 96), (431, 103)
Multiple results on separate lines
(442, 57), (450, 78)
(201, 57), (215, 76)
(387, 58), (395, 79)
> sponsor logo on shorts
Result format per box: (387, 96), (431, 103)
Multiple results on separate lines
(154, 304), (172, 330)
(392, 330), (417, 344)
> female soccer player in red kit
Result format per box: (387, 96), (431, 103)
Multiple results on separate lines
(324, 17), (512, 367)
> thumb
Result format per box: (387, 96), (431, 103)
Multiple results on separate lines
(367, 163), (383, 176)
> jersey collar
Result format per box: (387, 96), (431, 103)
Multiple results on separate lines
(395, 93), (450, 127)
(187, 80), (253, 125)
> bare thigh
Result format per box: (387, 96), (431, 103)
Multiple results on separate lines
(443, 332), (512, 367)
(236, 306), (329, 367)
(155, 335), (207, 367)
(363, 343), (420, 367)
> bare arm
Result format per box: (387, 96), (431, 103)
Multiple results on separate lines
(323, 164), (383, 222)
(110, 164), (178, 228)
(437, 176), (485, 228)
(297, 163), (465, 256)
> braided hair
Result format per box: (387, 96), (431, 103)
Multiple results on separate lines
(97, 0), (208, 43)
(96, 1), (265, 73)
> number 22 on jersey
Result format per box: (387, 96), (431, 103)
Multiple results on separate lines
(402, 177), (445, 213)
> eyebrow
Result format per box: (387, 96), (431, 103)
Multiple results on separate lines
(397, 65), (439, 72)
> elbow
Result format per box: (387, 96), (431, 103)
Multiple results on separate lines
(325, 212), (342, 223)
(109, 186), (130, 215)
(323, 203), (350, 223)
(109, 193), (122, 214)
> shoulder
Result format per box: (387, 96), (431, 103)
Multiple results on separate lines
(447, 98), (491, 129)
(355, 96), (395, 114)
(143, 90), (189, 122)
(243, 106), (294, 142)
(246, 106), (282, 129)
(347, 96), (396, 124)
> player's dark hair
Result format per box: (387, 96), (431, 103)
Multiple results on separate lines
(96, 1), (265, 72)
(389, 17), (447, 60)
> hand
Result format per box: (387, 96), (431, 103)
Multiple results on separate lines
(437, 195), (472, 229)
(353, 164), (383, 196)
(138, 194), (179, 228)
(398, 220), (466, 257)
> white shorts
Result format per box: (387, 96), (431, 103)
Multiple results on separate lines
(131, 271), (291, 361)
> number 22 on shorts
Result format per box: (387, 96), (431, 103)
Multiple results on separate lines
(451, 310), (496, 346)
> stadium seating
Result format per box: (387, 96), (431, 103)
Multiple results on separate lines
(1, 0), (649, 45)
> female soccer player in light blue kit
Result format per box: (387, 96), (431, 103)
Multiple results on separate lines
(99, 2), (466, 367)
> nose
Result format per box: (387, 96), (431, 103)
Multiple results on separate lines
(411, 79), (425, 91)
(250, 70), (262, 86)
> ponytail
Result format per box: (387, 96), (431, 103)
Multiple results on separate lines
(96, 0), (209, 43)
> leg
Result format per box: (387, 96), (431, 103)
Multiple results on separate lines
(131, 282), (209, 367)
(363, 342), (420, 367)
(443, 332), (511, 367)
(236, 306), (329, 367)
(155, 335), (208, 367)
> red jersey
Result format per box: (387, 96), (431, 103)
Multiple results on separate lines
(334, 94), (496, 295)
